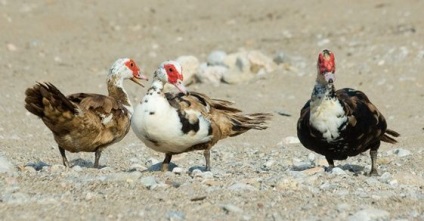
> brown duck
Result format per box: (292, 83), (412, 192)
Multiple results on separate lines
(25, 58), (148, 168)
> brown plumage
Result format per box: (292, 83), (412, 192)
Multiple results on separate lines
(25, 58), (147, 168)
(297, 50), (399, 175)
(131, 60), (272, 171)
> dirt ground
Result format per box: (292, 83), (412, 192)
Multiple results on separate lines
(1, 1), (423, 220)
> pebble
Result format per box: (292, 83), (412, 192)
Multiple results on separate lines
(72, 165), (83, 172)
(140, 176), (158, 190)
(247, 50), (275, 73)
(146, 157), (160, 167)
(307, 153), (316, 165)
(283, 136), (300, 145)
(166, 211), (185, 221)
(129, 163), (147, 171)
(196, 63), (227, 86)
(50, 164), (66, 173)
(172, 167), (184, 174)
(207, 50), (227, 66)
(292, 158), (312, 171)
(6, 43), (17, 51)
(330, 167), (346, 175)
(273, 51), (285, 65)
(0, 155), (16, 174)
(261, 160), (274, 171)
(394, 148), (411, 157)
(378, 172), (392, 183)
(222, 204), (243, 214)
(228, 182), (256, 191)
(347, 208), (390, 221)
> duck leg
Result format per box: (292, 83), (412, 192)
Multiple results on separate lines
(325, 156), (335, 172)
(161, 153), (172, 172)
(204, 149), (211, 171)
(58, 146), (70, 167)
(94, 149), (103, 168)
(369, 141), (380, 176)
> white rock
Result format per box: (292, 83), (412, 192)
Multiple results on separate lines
(273, 51), (285, 65)
(172, 167), (184, 174)
(72, 165), (83, 172)
(176, 55), (200, 85)
(196, 63), (227, 86)
(308, 153), (316, 165)
(222, 204), (243, 213)
(50, 164), (66, 173)
(379, 172), (392, 183)
(7, 43), (17, 51)
(140, 176), (158, 190)
(129, 164), (147, 171)
(394, 148), (411, 157)
(292, 158), (312, 171)
(0, 155), (16, 174)
(222, 52), (254, 84)
(347, 208), (390, 221)
(228, 182), (256, 191)
(261, 160), (274, 171)
(389, 179), (398, 187)
(166, 211), (185, 221)
(331, 167), (346, 175)
(146, 157), (160, 167)
(283, 136), (300, 145)
(207, 50), (227, 66)
(247, 50), (275, 73)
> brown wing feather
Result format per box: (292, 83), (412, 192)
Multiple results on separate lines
(25, 82), (130, 153)
(168, 91), (272, 141)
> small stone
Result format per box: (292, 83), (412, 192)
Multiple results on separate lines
(196, 63), (227, 86)
(140, 176), (158, 190)
(146, 157), (160, 167)
(394, 148), (411, 157)
(283, 136), (300, 145)
(72, 165), (83, 172)
(308, 153), (316, 165)
(50, 164), (66, 173)
(261, 160), (274, 171)
(166, 211), (185, 221)
(331, 167), (346, 175)
(190, 169), (203, 177)
(228, 182), (256, 191)
(379, 172), (392, 183)
(302, 167), (324, 175)
(0, 155), (16, 174)
(292, 158), (312, 171)
(85, 192), (94, 201)
(389, 179), (398, 187)
(207, 50), (227, 66)
(247, 50), (275, 73)
(129, 164), (147, 171)
(273, 52), (285, 65)
(347, 208), (390, 221)
(172, 167), (184, 174)
(6, 43), (17, 51)
(23, 166), (36, 175)
(222, 204), (243, 214)
(276, 178), (299, 190)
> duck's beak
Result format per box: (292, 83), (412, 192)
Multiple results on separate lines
(173, 80), (188, 95)
(131, 73), (149, 87)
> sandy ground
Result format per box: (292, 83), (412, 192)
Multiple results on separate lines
(1, 0), (424, 220)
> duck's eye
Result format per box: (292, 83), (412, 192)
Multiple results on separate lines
(169, 68), (173, 72)
(130, 62), (134, 67)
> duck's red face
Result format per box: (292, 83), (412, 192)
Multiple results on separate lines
(124, 59), (148, 87)
(163, 61), (187, 95)
(164, 63), (183, 84)
(317, 50), (336, 83)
